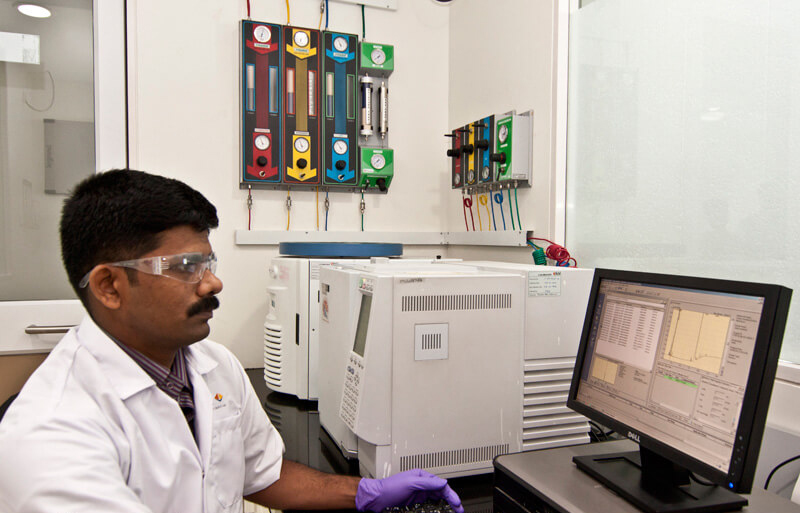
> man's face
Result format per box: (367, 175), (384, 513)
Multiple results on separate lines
(119, 225), (223, 353)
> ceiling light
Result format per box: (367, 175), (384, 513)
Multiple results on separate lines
(17, 3), (52, 18)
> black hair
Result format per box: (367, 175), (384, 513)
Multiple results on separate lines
(60, 169), (219, 305)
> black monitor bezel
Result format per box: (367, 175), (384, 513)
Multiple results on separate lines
(567, 268), (791, 493)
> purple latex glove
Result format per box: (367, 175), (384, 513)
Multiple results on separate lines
(355, 469), (464, 513)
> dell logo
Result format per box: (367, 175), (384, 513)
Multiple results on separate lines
(627, 431), (640, 443)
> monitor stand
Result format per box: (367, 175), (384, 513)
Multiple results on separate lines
(573, 446), (748, 513)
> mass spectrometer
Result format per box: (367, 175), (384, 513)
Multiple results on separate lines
(452, 262), (595, 451)
(319, 261), (525, 478)
(318, 261), (595, 478)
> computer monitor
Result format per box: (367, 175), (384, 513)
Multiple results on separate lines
(567, 268), (792, 513)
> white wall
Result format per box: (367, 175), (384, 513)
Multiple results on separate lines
(445, 0), (567, 265)
(127, 0), (452, 366)
(127, 0), (567, 366)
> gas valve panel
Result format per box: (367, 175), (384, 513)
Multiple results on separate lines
(240, 20), (395, 194)
(283, 26), (321, 185)
(323, 31), (358, 186)
(241, 20), (283, 185)
(447, 110), (532, 191)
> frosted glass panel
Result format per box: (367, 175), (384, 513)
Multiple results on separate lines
(566, 0), (800, 363)
(0, 0), (94, 301)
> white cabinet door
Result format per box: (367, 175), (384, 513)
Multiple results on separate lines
(0, 0), (126, 353)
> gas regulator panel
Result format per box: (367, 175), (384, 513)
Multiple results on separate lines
(358, 42), (393, 192)
(447, 110), (533, 191)
(241, 20), (395, 194)
(284, 26), (321, 185)
(242, 21), (282, 183)
(323, 31), (358, 186)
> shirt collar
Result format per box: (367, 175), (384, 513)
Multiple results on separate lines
(108, 335), (191, 392)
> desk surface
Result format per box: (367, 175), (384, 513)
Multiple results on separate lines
(494, 440), (800, 513)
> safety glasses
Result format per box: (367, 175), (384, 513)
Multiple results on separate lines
(78, 252), (218, 288)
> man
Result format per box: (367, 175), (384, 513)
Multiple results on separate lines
(0, 169), (463, 513)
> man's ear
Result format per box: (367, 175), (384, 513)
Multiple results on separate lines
(86, 266), (126, 311)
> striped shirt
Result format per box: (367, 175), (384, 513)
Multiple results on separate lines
(110, 339), (197, 441)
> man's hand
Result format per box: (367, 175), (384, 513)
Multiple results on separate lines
(355, 469), (464, 513)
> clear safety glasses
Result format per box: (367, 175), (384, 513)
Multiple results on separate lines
(78, 252), (218, 288)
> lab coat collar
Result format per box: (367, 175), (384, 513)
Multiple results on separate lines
(184, 342), (218, 376)
(74, 315), (217, 401)
(75, 315), (156, 400)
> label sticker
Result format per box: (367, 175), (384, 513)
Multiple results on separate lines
(321, 295), (329, 322)
(528, 271), (562, 297)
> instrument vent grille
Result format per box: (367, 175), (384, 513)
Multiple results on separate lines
(401, 293), (512, 312)
(399, 444), (509, 471)
(264, 324), (284, 387)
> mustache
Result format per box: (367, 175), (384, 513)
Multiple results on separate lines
(187, 295), (220, 317)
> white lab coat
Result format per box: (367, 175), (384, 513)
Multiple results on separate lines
(0, 315), (285, 513)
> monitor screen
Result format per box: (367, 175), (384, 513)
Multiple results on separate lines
(567, 269), (791, 512)
(353, 293), (372, 357)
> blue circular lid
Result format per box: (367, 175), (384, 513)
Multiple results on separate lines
(278, 242), (403, 258)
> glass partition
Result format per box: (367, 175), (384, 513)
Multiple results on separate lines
(566, 0), (800, 362)
(0, 0), (95, 300)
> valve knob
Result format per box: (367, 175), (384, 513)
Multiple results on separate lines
(335, 160), (346, 170)
(462, 144), (474, 154)
(446, 148), (461, 157)
(297, 158), (307, 169)
(477, 140), (489, 150)
(490, 152), (507, 164)
(257, 156), (268, 166)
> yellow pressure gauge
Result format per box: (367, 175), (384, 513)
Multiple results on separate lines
(294, 31), (309, 47)
(294, 137), (310, 153)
